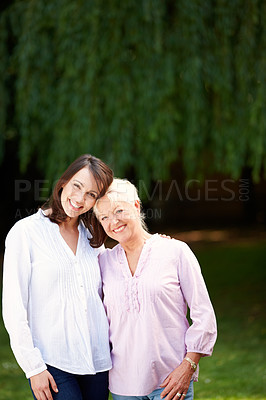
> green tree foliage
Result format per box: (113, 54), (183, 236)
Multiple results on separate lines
(0, 0), (265, 186)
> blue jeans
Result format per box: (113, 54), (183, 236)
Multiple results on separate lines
(29, 365), (109, 400)
(111, 380), (194, 400)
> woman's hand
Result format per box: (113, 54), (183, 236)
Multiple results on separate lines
(30, 370), (58, 400)
(159, 234), (172, 239)
(159, 361), (194, 400)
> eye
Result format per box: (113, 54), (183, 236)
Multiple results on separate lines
(116, 209), (123, 214)
(87, 192), (97, 199)
(101, 216), (108, 221)
(73, 183), (81, 190)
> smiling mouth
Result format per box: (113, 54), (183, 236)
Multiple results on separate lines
(113, 225), (126, 233)
(69, 199), (83, 211)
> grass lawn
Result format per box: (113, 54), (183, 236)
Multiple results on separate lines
(193, 242), (266, 400)
(0, 241), (266, 399)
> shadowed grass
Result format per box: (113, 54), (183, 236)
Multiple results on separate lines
(0, 242), (266, 399)
(194, 243), (266, 399)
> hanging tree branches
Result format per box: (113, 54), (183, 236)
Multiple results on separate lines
(0, 0), (265, 186)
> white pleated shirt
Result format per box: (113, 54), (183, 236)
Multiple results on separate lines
(2, 209), (112, 378)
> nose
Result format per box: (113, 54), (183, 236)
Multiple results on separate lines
(110, 214), (119, 224)
(75, 190), (85, 204)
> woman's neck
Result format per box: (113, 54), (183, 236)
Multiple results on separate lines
(121, 229), (152, 255)
(46, 207), (79, 230)
(121, 229), (152, 276)
(60, 217), (79, 231)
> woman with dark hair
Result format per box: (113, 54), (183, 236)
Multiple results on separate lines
(2, 154), (113, 400)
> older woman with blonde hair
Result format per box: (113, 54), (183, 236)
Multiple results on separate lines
(93, 178), (217, 400)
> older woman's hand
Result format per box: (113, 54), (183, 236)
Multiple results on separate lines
(159, 361), (194, 400)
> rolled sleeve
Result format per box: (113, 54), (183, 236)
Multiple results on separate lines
(178, 242), (217, 356)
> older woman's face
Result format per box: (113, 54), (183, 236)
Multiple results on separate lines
(96, 196), (141, 243)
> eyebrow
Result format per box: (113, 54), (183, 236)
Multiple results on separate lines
(73, 179), (98, 194)
(97, 204), (118, 216)
(114, 204), (123, 210)
(73, 179), (84, 187)
(99, 213), (107, 218)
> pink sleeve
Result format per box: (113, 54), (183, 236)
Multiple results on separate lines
(178, 242), (217, 356)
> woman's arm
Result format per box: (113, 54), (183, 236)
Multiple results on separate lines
(160, 242), (217, 399)
(160, 352), (201, 399)
(178, 242), (217, 357)
(2, 222), (47, 378)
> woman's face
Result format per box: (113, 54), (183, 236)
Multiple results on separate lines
(61, 167), (100, 219)
(96, 196), (141, 244)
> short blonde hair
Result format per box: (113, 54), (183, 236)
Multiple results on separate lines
(94, 178), (148, 231)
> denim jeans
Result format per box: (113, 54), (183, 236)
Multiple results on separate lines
(29, 365), (109, 400)
(111, 380), (194, 400)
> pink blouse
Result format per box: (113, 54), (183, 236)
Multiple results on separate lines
(99, 234), (217, 396)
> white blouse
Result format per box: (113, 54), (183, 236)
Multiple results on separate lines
(2, 209), (112, 378)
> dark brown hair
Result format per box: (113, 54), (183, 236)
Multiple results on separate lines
(42, 154), (113, 247)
